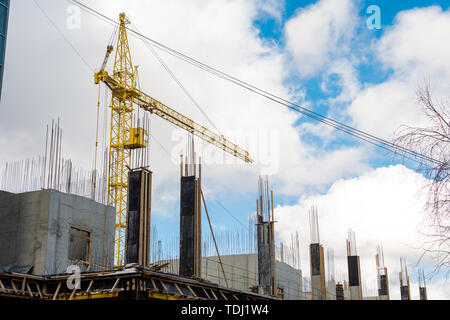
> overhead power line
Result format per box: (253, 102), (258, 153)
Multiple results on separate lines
(130, 22), (223, 137)
(66, 0), (445, 168)
(34, 0), (94, 72)
(30, 0), (256, 232)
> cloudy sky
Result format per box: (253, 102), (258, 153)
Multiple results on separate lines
(1, 0), (450, 299)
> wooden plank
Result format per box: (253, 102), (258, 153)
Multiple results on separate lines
(69, 286), (77, 300)
(86, 280), (94, 293)
(173, 283), (183, 296)
(138, 170), (144, 266)
(209, 289), (218, 300)
(52, 282), (62, 300)
(36, 283), (43, 299)
(159, 280), (168, 293)
(146, 171), (152, 267)
(110, 278), (120, 292)
(186, 285), (196, 297)
(25, 281), (33, 297)
(69, 232), (91, 241)
(202, 287), (211, 299)
(10, 279), (17, 294)
(21, 277), (26, 293)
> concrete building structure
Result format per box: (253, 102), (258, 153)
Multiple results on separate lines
(309, 206), (326, 300)
(0, 189), (115, 275)
(0, 0), (9, 100)
(162, 253), (304, 300)
(326, 248), (336, 300)
(256, 176), (276, 296)
(419, 268), (427, 300)
(399, 257), (411, 300)
(179, 155), (202, 279)
(335, 283), (344, 300)
(125, 169), (152, 267)
(376, 245), (389, 300)
(346, 229), (362, 300)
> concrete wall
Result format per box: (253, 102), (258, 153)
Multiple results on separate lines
(275, 259), (303, 300)
(0, 190), (115, 275)
(326, 280), (336, 300)
(162, 253), (303, 300)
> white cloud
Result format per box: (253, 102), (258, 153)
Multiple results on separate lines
(0, 0), (372, 216)
(348, 5), (450, 139)
(285, 0), (357, 77)
(348, 79), (421, 139)
(275, 164), (449, 299)
(321, 59), (361, 104)
(255, 0), (285, 22)
(378, 6), (450, 79)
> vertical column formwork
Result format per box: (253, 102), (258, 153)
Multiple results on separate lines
(256, 176), (276, 296)
(310, 243), (326, 300)
(419, 287), (427, 300)
(400, 284), (410, 300)
(256, 217), (275, 296)
(346, 229), (362, 300)
(336, 283), (345, 300)
(419, 269), (427, 300)
(125, 169), (152, 266)
(377, 270), (389, 300)
(179, 155), (202, 279)
(309, 206), (326, 300)
(376, 245), (389, 300)
(399, 257), (411, 300)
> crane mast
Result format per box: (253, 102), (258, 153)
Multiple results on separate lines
(95, 13), (253, 267)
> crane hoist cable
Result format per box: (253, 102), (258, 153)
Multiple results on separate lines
(95, 13), (252, 265)
(66, 0), (446, 168)
(93, 25), (119, 198)
(130, 22), (223, 137)
(32, 1), (250, 232)
(33, 0), (94, 72)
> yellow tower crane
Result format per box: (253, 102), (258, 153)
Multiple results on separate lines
(94, 13), (253, 267)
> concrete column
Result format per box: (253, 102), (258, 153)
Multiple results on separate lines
(399, 257), (410, 300)
(377, 270), (389, 300)
(257, 218), (275, 296)
(310, 243), (326, 300)
(179, 175), (201, 278)
(336, 283), (344, 300)
(346, 230), (362, 300)
(347, 255), (363, 300)
(419, 268), (427, 300)
(376, 246), (389, 300)
(125, 169), (152, 267)
(419, 287), (427, 300)
(256, 176), (276, 297)
(400, 285), (410, 300)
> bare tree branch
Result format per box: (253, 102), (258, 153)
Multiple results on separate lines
(393, 81), (450, 277)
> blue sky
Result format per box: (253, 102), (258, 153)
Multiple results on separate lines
(148, 0), (450, 298)
(149, 3), (440, 232)
(149, 0), (450, 228)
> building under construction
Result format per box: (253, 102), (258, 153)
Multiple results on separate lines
(0, 10), (432, 302)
